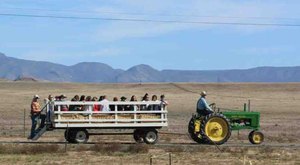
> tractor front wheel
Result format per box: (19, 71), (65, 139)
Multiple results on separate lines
(248, 130), (264, 144)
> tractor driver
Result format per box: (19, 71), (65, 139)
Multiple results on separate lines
(196, 91), (214, 116)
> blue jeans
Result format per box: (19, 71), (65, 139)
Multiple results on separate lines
(197, 109), (213, 116)
(30, 114), (39, 138)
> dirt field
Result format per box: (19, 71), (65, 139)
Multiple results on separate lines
(0, 81), (299, 164)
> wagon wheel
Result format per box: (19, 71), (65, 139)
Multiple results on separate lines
(69, 129), (89, 143)
(143, 129), (158, 145)
(200, 113), (231, 145)
(64, 129), (75, 143)
(248, 130), (264, 144)
(133, 129), (144, 143)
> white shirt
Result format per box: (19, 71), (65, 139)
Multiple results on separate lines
(100, 99), (110, 111)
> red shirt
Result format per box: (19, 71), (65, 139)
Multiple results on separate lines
(94, 104), (100, 111)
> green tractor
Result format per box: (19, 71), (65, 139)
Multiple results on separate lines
(188, 103), (264, 145)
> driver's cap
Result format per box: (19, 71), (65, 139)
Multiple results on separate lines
(200, 91), (207, 96)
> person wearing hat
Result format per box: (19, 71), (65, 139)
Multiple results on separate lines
(28, 95), (41, 139)
(196, 91), (214, 116)
(120, 96), (127, 101)
(120, 96), (130, 111)
(59, 94), (69, 111)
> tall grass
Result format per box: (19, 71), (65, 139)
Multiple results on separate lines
(91, 143), (149, 154)
(0, 144), (61, 154)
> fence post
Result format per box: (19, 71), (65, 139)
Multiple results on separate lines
(149, 155), (152, 165)
(23, 109), (26, 137)
(169, 153), (172, 165)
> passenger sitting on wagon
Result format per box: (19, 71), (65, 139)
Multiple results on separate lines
(100, 95), (110, 111)
(92, 97), (100, 111)
(140, 94), (150, 110)
(120, 96), (130, 111)
(196, 91), (214, 116)
(69, 95), (80, 111)
(98, 95), (104, 101)
(55, 95), (69, 111)
(110, 97), (120, 111)
(160, 94), (168, 110)
(60, 95), (69, 111)
(130, 95), (139, 111)
(78, 95), (85, 111)
(83, 96), (92, 111)
(148, 95), (160, 110)
(79, 95), (85, 101)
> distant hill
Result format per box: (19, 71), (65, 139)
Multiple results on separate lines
(116, 64), (163, 83)
(1, 52), (300, 82)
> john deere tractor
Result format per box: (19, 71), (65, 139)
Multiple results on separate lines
(188, 103), (264, 145)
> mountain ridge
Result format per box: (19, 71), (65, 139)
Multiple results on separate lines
(0, 52), (300, 82)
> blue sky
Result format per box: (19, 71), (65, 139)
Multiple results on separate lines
(0, 0), (300, 70)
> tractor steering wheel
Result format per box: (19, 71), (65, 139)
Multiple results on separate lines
(209, 103), (217, 112)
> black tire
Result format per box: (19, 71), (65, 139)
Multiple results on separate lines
(143, 129), (158, 144)
(248, 130), (264, 144)
(64, 129), (75, 143)
(133, 129), (144, 143)
(69, 129), (89, 143)
(188, 116), (206, 144)
(200, 113), (231, 145)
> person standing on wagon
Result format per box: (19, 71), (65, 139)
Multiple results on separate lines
(28, 95), (41, 139)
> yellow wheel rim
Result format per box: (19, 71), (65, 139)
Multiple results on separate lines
(205, 117), (229, 142)
(253, 132), (263, 144)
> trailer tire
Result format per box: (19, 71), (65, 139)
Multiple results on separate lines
(133, 129), (144, 143)
(143, 129), (158, 145)
(70, 129), (89, 143)
(64, 129), (76, 143)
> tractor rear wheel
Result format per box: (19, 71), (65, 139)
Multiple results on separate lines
(200, 113), (231, 145)
(248, 130), (264, 144)
(188, 116), (206, 144)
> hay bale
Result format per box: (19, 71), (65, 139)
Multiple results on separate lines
(92, 114), (115, 119)
(139, 114), (160, 119)
(118, 114), (134, 119)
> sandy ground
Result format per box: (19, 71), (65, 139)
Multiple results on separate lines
(0, 82), (300, 164)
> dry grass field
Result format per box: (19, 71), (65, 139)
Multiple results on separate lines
(0, 81), (299, 164)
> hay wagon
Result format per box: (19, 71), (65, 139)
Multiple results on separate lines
(32, 101), (168, 144)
